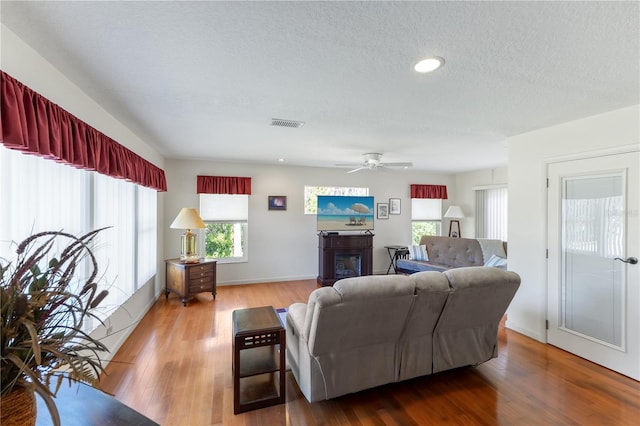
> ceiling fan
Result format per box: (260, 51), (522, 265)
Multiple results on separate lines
(335, 153), (413, 174)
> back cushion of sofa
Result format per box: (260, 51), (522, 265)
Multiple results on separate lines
(440, 266), (520, 328)
(307, 275), (415, 356)
(419, 235), (484, 267)
(432, 267), (521, 372)
(402, 271), (451, 336)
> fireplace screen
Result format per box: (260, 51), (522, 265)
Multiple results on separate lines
(335, 254), (362, 280)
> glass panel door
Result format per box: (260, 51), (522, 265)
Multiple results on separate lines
(561, 174), (624, 347)
(547, 151), (639, 380)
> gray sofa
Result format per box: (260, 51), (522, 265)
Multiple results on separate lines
(286, 267), (520, 402)
(396, 235), (507, 273)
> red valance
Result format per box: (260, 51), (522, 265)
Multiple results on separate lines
(0, 71), (167, 192)
(410, 184), (448, 199)
(197, 175), (252, 195)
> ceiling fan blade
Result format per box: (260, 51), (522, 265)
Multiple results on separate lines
(335, 163), (364, 167)
(346, 167), (366, 174)
(380, 162), (413, 168)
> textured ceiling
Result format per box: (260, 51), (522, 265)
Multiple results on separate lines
(1, 1), (638, 173)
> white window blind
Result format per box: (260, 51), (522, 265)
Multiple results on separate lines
(93, 173), (136, 311)
(475, 186), (508, 240)
(137, 185), (158, 286)
(0, 145), (158, 327)
(0, 146), (87, 258)
(411, 199), (442, 220)
(200, 194), (248, 221)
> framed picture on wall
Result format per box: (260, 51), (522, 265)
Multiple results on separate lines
(268, 195), (287, 211)
(389, 198), (401, 215)
(377, 203), (389, 219)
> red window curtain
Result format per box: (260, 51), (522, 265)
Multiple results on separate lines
(197, 175), (252, 195)
(0, 71), (167, 192)
(410, 184), (448, 199)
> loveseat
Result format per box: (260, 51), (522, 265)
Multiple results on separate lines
(396, 235), (507, 274)
(285, 267), (520, 402)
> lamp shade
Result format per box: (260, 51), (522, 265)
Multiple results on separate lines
(170, 208), (206, 229)
(444, 205), (464, 219)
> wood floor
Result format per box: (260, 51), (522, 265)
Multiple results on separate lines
(100, 279), (640, 425)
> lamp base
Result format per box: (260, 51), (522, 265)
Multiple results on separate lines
(448, 220), (461, 238)
(180, 230), (200, 263)
(180, 254), (200, 264)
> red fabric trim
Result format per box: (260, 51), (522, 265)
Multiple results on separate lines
(0, 71), (167, 191)
(197, 175), (252, 195)
(410, 184), (448, 199)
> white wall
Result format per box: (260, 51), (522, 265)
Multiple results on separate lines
(164, 159), (455, 284)
(507, 105), (640, 341)
(1, 25), (166, 359)
(454, 167), (508, 238)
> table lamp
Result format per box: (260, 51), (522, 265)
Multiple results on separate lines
(444, 205), (464, 238)
(170, 207), (206, 263)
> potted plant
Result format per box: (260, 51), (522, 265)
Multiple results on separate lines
(1, 229), (110, 426)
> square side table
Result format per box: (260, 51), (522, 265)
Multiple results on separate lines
(232, 306), (286, 414)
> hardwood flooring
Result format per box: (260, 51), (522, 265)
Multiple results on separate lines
(100, 280), (640, 425)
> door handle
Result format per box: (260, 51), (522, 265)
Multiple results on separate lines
(614, 257), (638, 265)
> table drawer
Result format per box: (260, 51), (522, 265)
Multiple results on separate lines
(189, 274), (214, 292)
(187, 263), (215, 280)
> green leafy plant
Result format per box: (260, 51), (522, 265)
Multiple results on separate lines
(1, 229), (110, 426)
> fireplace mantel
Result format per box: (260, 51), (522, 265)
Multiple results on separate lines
(317, 233), (373, 286)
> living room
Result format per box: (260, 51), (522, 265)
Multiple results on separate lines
(1, 1), (639, 424)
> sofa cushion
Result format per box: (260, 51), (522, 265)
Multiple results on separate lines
(477, 238), (507, 260)
(419, 235), (484, 268)
(484, 254), (508, 268)
(409, 245), (428, 261)
(398, 271), (452, 380)
(396, 258), (449, 273)
(433, 267), (520, 372)
(309, 275), (416, 355)
(302, 274), (417, 400)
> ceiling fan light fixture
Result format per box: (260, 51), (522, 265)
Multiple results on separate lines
(414, 56), (445, 73)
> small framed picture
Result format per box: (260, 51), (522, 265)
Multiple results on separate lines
(268, 195), (287, 211)
(389, 198), (401, 215)
(377, 203), (389, 219)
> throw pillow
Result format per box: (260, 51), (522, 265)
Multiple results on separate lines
(484, 254), (508, 268)
(409, 245), (428, 261)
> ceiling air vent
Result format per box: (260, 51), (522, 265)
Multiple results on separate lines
(271, 118), (305, 128)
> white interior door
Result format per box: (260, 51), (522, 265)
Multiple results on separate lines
(547, 151), (639, 380)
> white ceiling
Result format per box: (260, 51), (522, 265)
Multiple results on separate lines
(1, 1), (638, 173)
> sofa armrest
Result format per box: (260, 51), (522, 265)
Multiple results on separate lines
(287, 302), (308, 341)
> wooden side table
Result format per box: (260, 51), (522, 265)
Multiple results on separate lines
(232, 306), (286, 414)
(165, 259), (216, 306)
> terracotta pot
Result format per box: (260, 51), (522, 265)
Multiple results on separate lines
(1, 386), (37, 426)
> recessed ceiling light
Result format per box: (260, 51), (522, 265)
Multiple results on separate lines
(414, 56), (445, 73)
(278, 158), (285, 162)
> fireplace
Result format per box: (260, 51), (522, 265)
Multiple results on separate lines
(335, 254), (361, 280)
(317, 233), (373, 286)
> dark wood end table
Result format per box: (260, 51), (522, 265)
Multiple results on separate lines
(232, 306), (286, 414)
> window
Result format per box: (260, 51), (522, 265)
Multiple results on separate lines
(0, 146), (158, 326)
(199, 194), (248, 262)
(475, 186), (508, 240)
(411, 199), (442, 244)
(304, 186), (369, 214)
